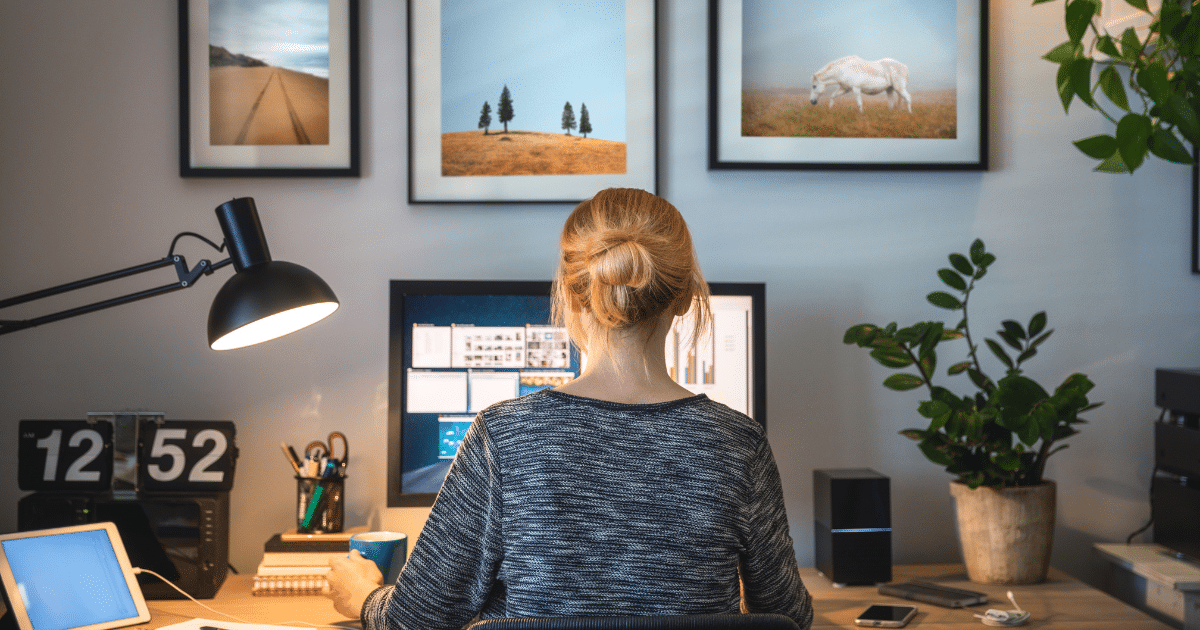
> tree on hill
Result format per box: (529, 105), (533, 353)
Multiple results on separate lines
(478, 101), (492, 135)
(498, 85), (514, 133)
(562, 101), (576, 135)
(579, 103), (592, 138)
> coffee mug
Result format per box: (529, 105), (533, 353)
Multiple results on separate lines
(349, 531), (408, 583)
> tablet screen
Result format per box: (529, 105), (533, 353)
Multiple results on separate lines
(0, 523), (150, 630)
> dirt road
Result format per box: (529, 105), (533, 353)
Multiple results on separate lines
(209, 66), (329, 145)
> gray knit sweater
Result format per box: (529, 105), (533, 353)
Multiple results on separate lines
(362, 390), (814, 630)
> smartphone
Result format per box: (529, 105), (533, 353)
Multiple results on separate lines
(854, 604), (918, 627)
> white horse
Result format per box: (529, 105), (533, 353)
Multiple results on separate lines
(810, 56), (912, 113)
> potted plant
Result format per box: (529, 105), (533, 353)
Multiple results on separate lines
(1032, 0), (1199, 173)
(843, 239), (1102, 584)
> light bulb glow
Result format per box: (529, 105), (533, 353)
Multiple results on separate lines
(210, 301), (338, 350)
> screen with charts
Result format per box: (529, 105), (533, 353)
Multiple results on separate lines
(387, 280), (766, 506)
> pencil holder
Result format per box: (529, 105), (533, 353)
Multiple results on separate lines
(295, 475), (345, 534)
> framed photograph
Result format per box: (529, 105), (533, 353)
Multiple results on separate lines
(709, 0), (988, 170)
(179, 0), (359, 177)
(409, 1), (657, 203)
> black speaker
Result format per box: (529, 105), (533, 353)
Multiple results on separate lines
(814, 468), (892, 586)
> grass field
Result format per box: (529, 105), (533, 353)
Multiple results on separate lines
(742, 88), (957, 139)
(441, 130), (626, 176)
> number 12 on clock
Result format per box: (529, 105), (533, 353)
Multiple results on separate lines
(18, 420), (114, 491)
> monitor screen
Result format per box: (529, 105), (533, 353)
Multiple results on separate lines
(386, 280), (766, 507)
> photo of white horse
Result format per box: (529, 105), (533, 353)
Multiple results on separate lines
(809, 56), (912, 113)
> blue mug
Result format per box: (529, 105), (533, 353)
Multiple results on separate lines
(349, 531), (408, 583)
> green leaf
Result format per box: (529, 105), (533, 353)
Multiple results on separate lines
(1069, 57), (1096, 107)
(969, 239), (987, 266)
(1162, 94), (1200, 146)
(1136, 63), (1171, 104)
(918, 322), (944, 359)
(1001, 320), (1028, 341)
(1094, 151), (1131, 173)
(986, 339), (1015, 370)
(1121, 27), (1144, 62)
(1124, 0), (1150, 11)
(883, 373), (926, 391)
(1065, 0), (1097, 43)
(870, 347), (914, 368)
(1097, 65), (1130, 112)
(1017, 347), (1039, 363)
(1074, 134), (1119, 159)
(997, 330), (1023, 351)
(918, 440), (953, 466)
(948, 253), (974, 276)
(919, 400), (951, 420)
(1028, 312), (1047, 338)
(927, 291), (963, 310)
(843, 324), (876, 345)
(1044, 40), (1083, 63)
(1149, 128), (1197, 164)
(968, 368), (995, 394)
(1095, 35), (1121, 59)
(995, 451), (1022, 471)
(947, 361), (973, 375)
(1116, 113), (1153, 172)
(1030, 330), (1054, 348)
(1056, 61), (1077, 112)
(938, 268), (968, 291)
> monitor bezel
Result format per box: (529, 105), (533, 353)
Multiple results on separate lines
(386, 280), (766, 507)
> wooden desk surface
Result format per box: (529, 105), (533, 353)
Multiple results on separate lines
(141, 564), (1173, 629)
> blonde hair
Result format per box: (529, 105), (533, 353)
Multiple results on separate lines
(551, 188), (711, 351)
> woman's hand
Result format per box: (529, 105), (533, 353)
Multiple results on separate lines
(326, 549), (385, 619)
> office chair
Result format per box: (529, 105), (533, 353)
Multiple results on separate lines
(467, 613), (802, 629)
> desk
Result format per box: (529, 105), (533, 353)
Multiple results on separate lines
(141, 564), (1171, 629)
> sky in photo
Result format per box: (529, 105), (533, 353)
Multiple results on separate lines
(209, 0), (330, 78)
(440, 0), (626, 140)
(742, 0), (958, 92)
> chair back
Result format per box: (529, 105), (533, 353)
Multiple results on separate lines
(467, 613), (802, 629)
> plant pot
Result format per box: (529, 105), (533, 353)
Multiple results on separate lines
(949, 480), (1056, 585)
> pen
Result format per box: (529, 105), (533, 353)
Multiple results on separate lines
(280, 442), (303, 476)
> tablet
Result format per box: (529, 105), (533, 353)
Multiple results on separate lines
(0, 523), (151, 630)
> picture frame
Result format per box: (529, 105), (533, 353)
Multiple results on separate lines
(709, 0), (989, 170)
(1193, 146), (1199, 274)
(178, 0), (359, 177)
(408, 1), (657, 204)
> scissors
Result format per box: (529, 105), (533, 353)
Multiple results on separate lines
(305, 431), (349, 467)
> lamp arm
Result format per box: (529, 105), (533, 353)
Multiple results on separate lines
(0, 233), (234, 336)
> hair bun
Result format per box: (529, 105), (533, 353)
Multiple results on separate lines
(588, 232), (653, 289)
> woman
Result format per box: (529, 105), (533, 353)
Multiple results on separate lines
(327, 188), (813, 629)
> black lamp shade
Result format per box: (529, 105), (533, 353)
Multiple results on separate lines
(207, 260), (339, 350)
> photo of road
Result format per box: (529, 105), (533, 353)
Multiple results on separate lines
(209, 64), (329, 145)
(206, 0), (332, 146)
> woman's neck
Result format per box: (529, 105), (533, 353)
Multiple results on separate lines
(554, 314), (695, 404)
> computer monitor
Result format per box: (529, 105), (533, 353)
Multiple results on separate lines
(386, 280), (766, 507)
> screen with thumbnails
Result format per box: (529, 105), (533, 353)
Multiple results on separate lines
(386, 280), (766, 507)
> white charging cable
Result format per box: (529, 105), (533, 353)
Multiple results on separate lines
(973, 590), (1030, 627)
(133, 567), (358, 629)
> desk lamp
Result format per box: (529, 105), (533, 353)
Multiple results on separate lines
(0, 197), (338, 349)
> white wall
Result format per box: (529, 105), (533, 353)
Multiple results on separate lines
(1, 1), (1196, 591)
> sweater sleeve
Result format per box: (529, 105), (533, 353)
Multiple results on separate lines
(739, 435), (814, 630)
(361, 412), (505, 630)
